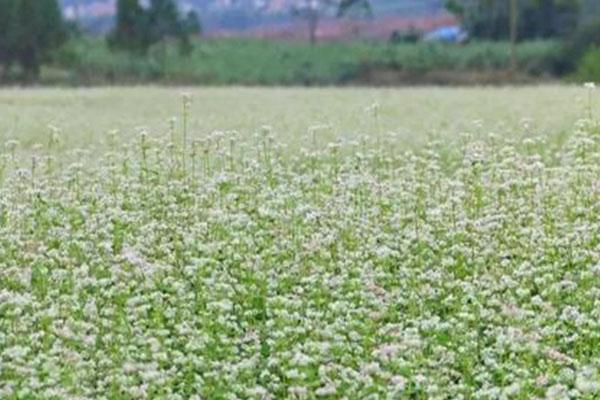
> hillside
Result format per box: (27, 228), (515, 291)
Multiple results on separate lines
(60, 0), (449, 37)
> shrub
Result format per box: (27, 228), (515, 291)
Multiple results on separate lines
(52, 37), (560, 85)
(389, 29), (421, 44)
(557, 19), (600, 74)
(575, 47), (600, 82)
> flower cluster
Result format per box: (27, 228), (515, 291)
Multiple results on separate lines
(0, 109), (598, 399)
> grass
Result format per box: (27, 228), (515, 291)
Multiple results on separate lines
(0, 86), (599, 399)
(0, 85), (591, 152)
(49, 37), (560, 85)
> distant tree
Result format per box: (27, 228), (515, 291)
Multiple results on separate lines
(337, 0), (372, 18)
(579, 0), (600, 25)
(445, 0), (579, 75)
(556, 18), (600, 74)
(0, 0), (15, 74)
(0, 0), (67, 81)
(147, 0), (181, 44)
(337, 0), (373, 38)
(183, 10), (202, 36)
(292, 0), (371, 45)
(445, 0), (579, 40)
(292, 0), (324, 45)
(179, 10), (202, 55)
(108, 0), (149, 53)
(109, 0), (201, 55)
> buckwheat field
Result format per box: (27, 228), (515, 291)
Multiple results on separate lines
(0, 87), (599, 400)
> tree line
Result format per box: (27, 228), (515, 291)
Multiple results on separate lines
(445, 0), (582, 41)
(109, 0), (201, 54)
(0, 0), (200, 81)
(0, 0), (67, 80)
(1, 0), (600, 83)
(443, 0), (600, 75)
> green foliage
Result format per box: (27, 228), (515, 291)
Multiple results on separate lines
(337, 0), (373, 17)
(0, 86), (588, 154)
(0, 0), (14, 67)
(147, 0), (183, 44)
(444, 0), (465, 17)
(56, 37), (559, 85)
(445, 0), (579, 40)
(0, 90), (598, 398)
(108, 0), (148, 53)
(575, 47), (600, 82)
(557, 19), (600, 74)
(108, 0), (201, 55)
(389, 29), (421, 44)
(0, 0), (66, 81)
(178, 10), (203, 55)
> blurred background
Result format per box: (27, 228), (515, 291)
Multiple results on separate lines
(1, 0), (600, 86)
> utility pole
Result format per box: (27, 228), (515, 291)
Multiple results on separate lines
(509, 0), (518, 78)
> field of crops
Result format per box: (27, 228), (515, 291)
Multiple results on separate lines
(0, 87), (599, 399)
(51, 38), (558, 86)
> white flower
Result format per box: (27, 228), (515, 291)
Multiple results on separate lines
(315, 383), (337, 397)
(291, 351), (312, 367)
(390, 375), (407, 391)
(288, 386), (308, 397)
(546, 384), (569, 400)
